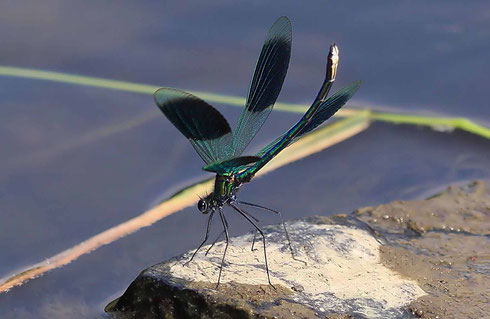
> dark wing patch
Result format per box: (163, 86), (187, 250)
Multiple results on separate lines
(295, 81), (361, 137)
(256, 81), (361, 157)
(231, 16), (292, 156)
(155, 88), (233, 164)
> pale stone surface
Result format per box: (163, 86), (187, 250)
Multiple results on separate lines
(169, 222), (425, 318)
(107, 181), (490, 319)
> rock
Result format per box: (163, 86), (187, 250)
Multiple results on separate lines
(355, 180), (490, 319)
(106, 181), (490, 319)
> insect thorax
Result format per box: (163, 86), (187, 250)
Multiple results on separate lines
(213, 174), (235, 200)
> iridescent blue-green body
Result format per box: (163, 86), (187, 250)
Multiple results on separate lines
(154, 16), (360, 289)
(211, 175), (235, 203)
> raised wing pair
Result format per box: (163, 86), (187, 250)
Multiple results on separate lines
(154, 16), (360, 288)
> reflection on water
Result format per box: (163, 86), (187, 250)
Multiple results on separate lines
(0, 1), (489, 318)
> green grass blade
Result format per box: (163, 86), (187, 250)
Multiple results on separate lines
(0, 65), (355, 116)
(371, 112), (490, 139)
(0, 65), (158, 94)
(0, 65), (488, 139)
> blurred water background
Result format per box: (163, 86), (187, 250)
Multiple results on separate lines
(0, 1), (489, 318)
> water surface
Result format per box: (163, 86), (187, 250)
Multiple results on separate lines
(1, 1), (489, 318)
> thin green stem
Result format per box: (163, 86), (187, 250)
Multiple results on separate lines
(0, 66), (309, 113)
(371, 112), (490, 139)
(1, 65), (489, 139)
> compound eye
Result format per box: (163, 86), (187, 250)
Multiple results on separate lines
(197, 199), (208, 213)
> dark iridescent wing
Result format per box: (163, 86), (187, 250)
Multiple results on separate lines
(154, 88), (233, 164)
(255, 81), (361, 157)
(231, 16), (292, 157)
(203, 156), (261, 174)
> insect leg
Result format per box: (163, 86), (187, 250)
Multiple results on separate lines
(205, 230), (224, 256)
(216, 208), (230, 289)
(184, 210), (214, 266)
(233, 206), (260, 251)
(229, 203), (275, 289)
(251, 229), (258, 251)
(236, 201), (305, 265)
